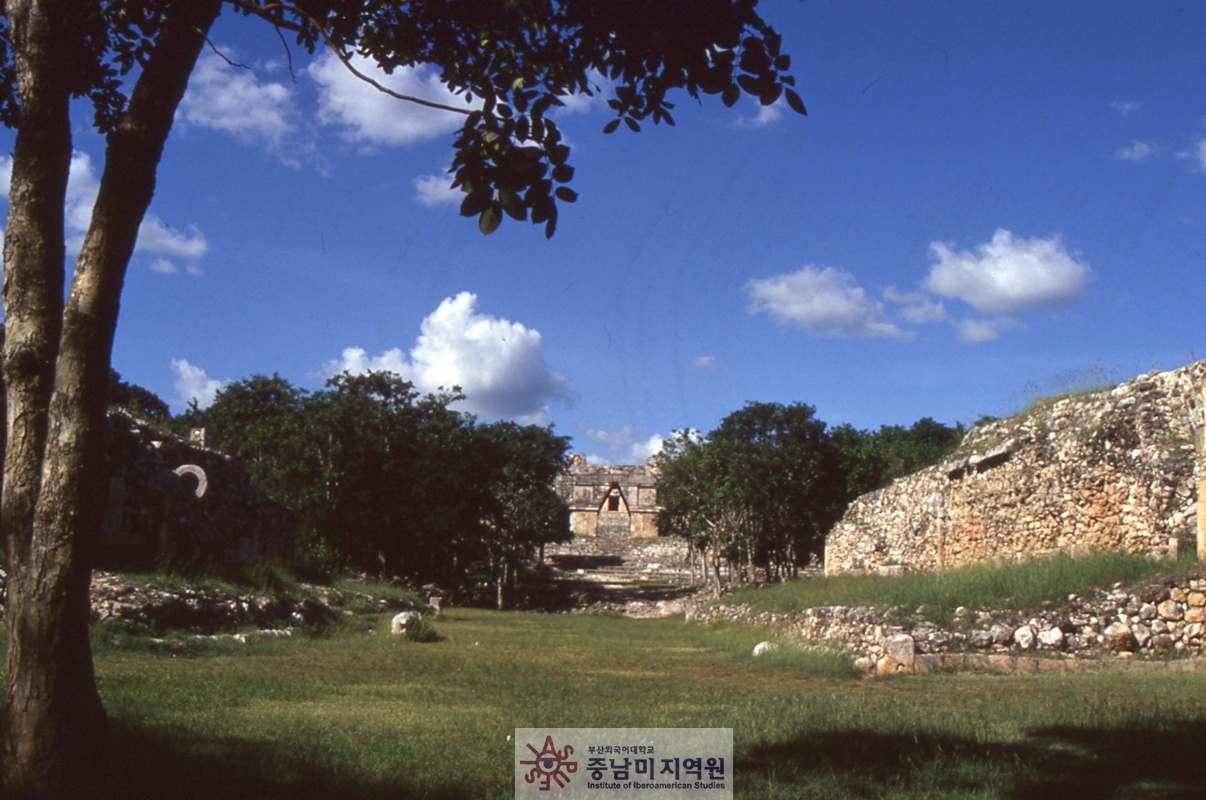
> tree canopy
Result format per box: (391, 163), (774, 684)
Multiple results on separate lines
(184, 371), (573, 604)
(657, 404), (964, 589)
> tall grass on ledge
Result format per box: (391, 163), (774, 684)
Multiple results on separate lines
(723, 552), (1195, 617)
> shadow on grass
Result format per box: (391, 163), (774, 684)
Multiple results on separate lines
(740, 721), (1206, 799)
(96, 721), (478, 800)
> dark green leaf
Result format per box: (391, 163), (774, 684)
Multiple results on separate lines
(531, 201), (549, 224)
(739, 42), (770, 74)
(759, 83), (782, 106)
(603, 118), (621, 134)
(479, 204), (502, 235)
(499, 188), (527, 221)
(624, 117), (640, 132)
(784, 87), (807, 116)
(460, 189), (491, 218)
(721, 84), (740, 107)
(554, 186), (578, 203)
(551, 163), (574, 183)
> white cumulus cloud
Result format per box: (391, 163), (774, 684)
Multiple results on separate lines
(1192, 136), (1206, 173)
(733, 100), (784, 129)
(883, 287), (947, 324)
(179, 51), (299, 157)
(308, 53), (474, 147)
(582, 425), (665, 465)
(745, 266), (912, 340)
(328, 292), (571, 423)
(953, 318), (1020, 344)
(171, 359), (225, 410)
(1, 151), (207, 273)
(923, 229), (1091, 317)
(413, 172), (461, 207)
(137, 216), (208, 273)
(1115, 141), (1156, 162)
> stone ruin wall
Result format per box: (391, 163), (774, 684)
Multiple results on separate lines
(825, 360), (1206, 576)
(99, 411), (294, 569)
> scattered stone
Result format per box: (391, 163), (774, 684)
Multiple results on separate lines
(686, 566), (1206, 673)
(968, 630), (994, 649)
(1158, 600), (1184, 621)
(1037, 627), (1065, 649)
(1150, 634), (1175, 652)
(1102, 621), (1136, 652)
(390, 611), (422, 636)
(752, 641), (779, 657)
(883, 634), (915, 668)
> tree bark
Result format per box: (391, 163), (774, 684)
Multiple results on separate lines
(1, 2), (221, 796)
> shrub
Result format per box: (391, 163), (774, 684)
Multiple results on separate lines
(405, 616), (441, 643)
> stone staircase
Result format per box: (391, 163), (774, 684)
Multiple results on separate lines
(544, 536), (693, 586)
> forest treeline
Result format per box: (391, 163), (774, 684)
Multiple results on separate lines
(105, 369), (568, 607)
(656, 402), (964, 590)
(100, 371), (963, 598)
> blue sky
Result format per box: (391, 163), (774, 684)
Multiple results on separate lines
(4, 1), (1205, 463)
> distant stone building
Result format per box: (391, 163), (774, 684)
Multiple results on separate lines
(558, 454), (661, 538)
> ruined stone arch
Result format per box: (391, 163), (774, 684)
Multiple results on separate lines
(174, 464), (208, 498)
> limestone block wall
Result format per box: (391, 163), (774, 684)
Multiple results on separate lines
(99, 412), (294, 569)
(825, 361), (1205, 576)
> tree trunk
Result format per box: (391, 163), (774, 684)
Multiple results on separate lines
(1, 3), (221, 796)
(496, 558), (507, 610)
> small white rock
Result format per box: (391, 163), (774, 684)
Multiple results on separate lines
(752, 641), (780, 657)
(390, 611), (422, 637)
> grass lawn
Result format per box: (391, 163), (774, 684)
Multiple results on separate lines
(721, 552), (1197, 620)
(82, 607), (1206, 799)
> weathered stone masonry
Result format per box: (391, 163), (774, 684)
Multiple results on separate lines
(558, 454), (661, 538)
(826, 361), (1206, 576)
(98, 412), (294, 569)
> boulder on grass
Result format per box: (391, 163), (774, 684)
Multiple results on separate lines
(391, 611), (422, 637)
(752, 641), (779, 657)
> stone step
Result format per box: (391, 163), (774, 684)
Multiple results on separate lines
(545, 536), (693, 585)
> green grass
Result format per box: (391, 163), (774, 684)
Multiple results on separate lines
(331, 577), (427, 607)
(1011, 362), (1121, 418)
(107, 560), (302, 596)
(57, 605), (1206, 798)
(722, 552), (1194, 619)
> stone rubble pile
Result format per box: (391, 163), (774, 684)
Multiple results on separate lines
(688, 568), (1206, 675)
(0, 572), (428, 636)
(87, 573), (336, 634)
